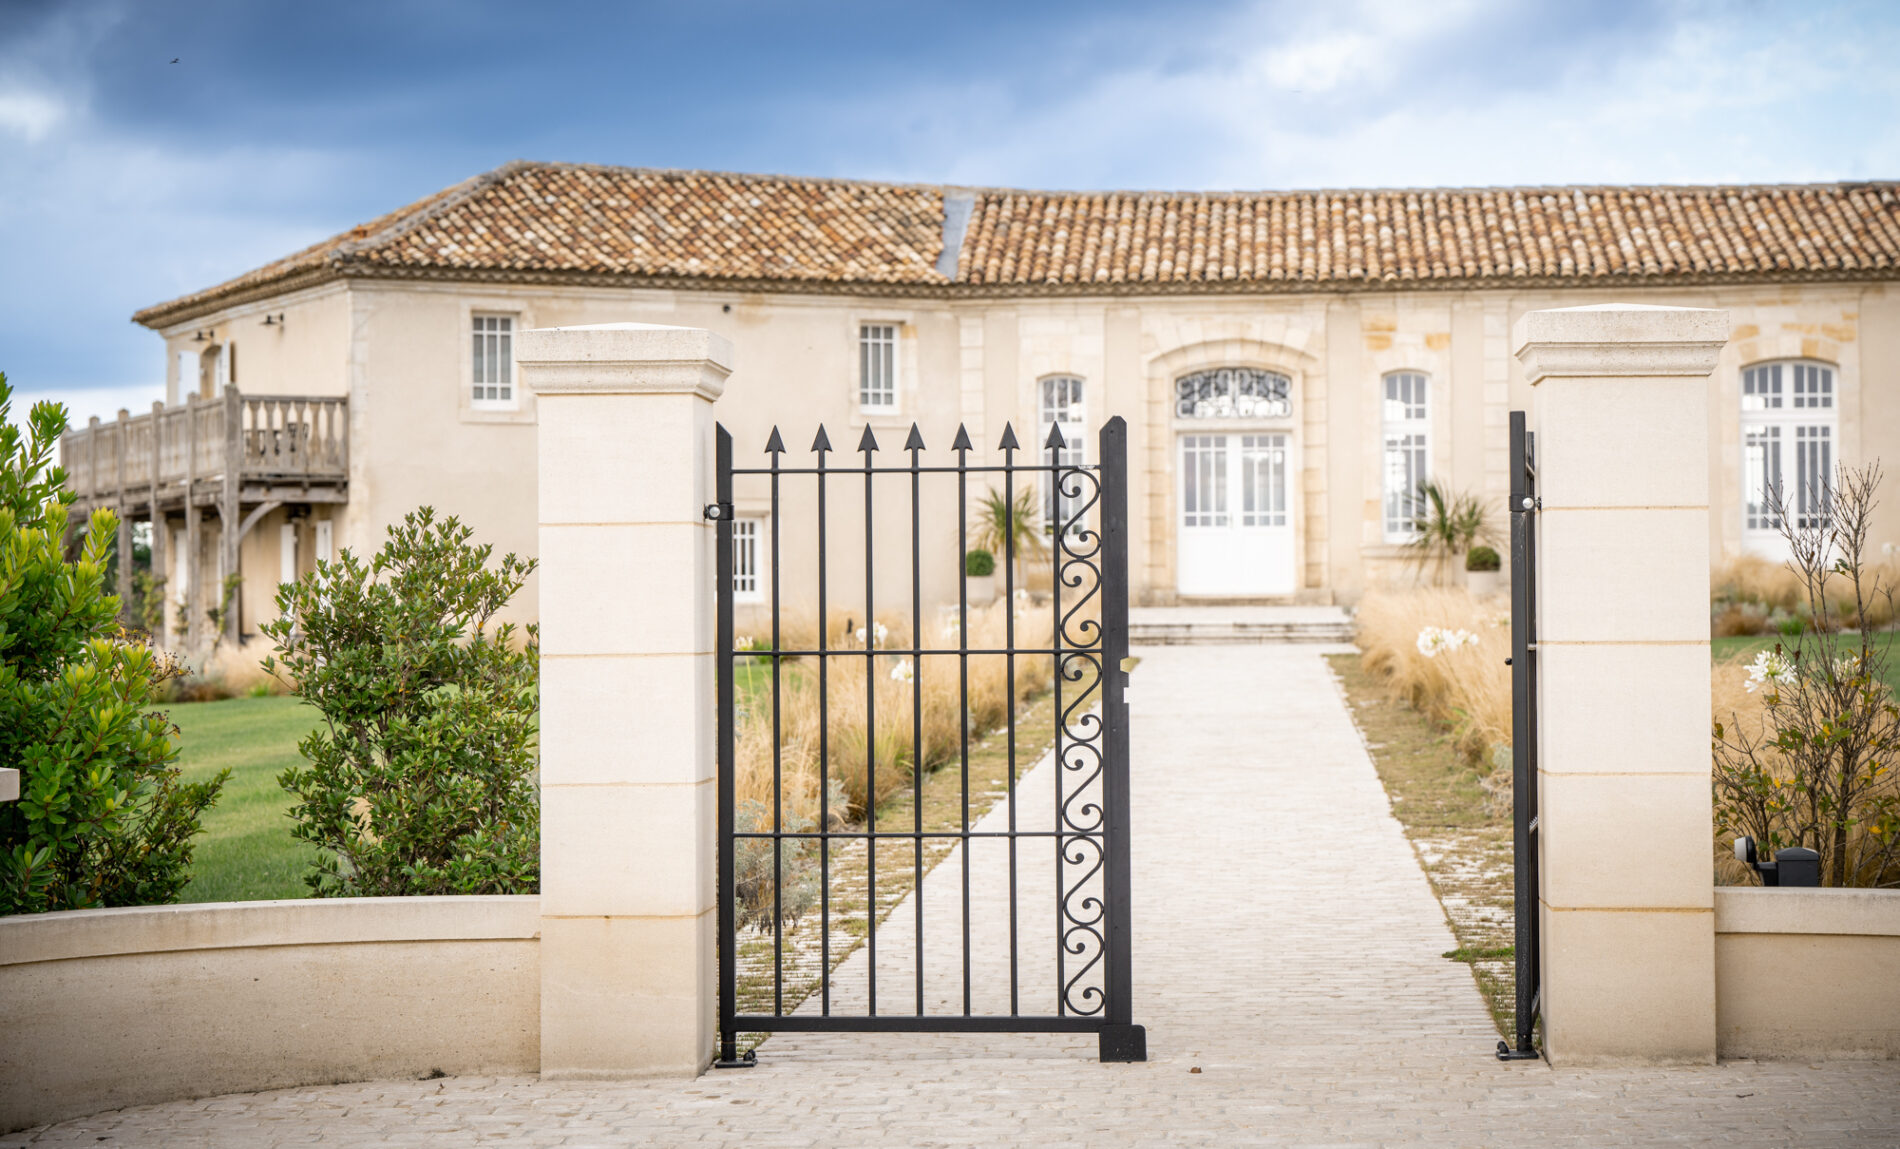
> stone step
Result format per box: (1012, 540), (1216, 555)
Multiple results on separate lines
(1128, 606), (1356, 646)
(1129, 620), (1355, 645)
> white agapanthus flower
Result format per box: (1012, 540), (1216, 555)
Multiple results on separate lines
(735, 635), (755, 652)
(1416, 626), (1481, 658)
(890, 658), (914, 683)
(1745, 649), (1796, 693)
(854, 622), (889, 648)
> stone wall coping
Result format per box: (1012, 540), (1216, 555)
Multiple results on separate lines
(1714, 886), (1900, 937)
(517, 323), (734, 400)
(1513, 303), (1729, 383)
(0, 895), (541, 966)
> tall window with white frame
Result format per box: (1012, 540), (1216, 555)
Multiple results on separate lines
(1040, 374), (1086, 533)
(732, 518), (764, 604)
(1743, 360), (1836, 544)
(1381, 371), (1430, 542)
(859, 323), (897, 411)
(472, 315), (516, 409)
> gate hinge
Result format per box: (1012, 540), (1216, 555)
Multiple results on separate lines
(703, 502), (735, 522)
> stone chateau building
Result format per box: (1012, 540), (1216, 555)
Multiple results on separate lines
(63, 161), (1900, 643)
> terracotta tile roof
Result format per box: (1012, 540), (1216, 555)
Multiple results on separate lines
(135, 162), (946, 326)
(135, 163), (1900, 326)
(956, 184), (1900, 286)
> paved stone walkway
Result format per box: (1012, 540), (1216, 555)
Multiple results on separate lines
(9, 645), (1899, 1146)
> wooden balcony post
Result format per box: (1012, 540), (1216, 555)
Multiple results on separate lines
(115, 409), (132, 625)
(183, 395), (200, 653)
(150, 401), (168, 648)
(220, 387), (242, 646)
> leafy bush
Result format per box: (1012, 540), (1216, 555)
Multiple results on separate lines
(1464, 545), (1501, 573)
(0, 374), (225, 914)
(263, 507), (539, 897)
(1713, 464), (1900, 887)
(964, 548), (996, 578)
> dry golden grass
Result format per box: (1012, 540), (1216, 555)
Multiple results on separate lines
(1355, 588), (1512, 765)
(737, 600), (1058, 827)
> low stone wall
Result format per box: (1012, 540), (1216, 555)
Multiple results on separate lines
(0, 896), (539, 1132)
(1715, 887), (1900, 1059)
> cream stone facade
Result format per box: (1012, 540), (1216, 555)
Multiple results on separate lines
(63, 167), (1897, 645)
(87, 278), (1895, 641)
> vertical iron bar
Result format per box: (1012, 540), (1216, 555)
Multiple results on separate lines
(1051, 431), (1066, 1014)
(863, 438), (877, 1016)
(1004, 432), (1020, 1016)
(1505, 410), (1541, 1060)
(817, 436), (832, 1016)
(715, 425), (737, 1065)
(957, 435), (973, 1016)
(910, 434), (925, 1017)
(1098, 417), (1143, 1061)
(771, 447), (784, 1015)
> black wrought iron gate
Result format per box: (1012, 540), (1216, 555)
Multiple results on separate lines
(710, 416), (1144, 1064)
(1500, 409), (1543, 1061)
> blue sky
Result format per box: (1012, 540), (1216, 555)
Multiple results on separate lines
(2, 0), (1896, 424)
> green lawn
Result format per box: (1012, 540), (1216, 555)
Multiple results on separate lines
(166, 695), (321, 903)
(1712, 631), (1900, 697)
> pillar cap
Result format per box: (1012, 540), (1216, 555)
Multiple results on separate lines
(1513, 304), (1728, 383)
(517, 323), (734, 400)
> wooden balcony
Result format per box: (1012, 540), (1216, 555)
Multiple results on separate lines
(62, 389), (349, 514)
(60, 388), (349, 650)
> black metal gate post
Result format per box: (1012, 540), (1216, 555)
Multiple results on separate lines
(1096, 416), (1145, 1062)
(713, 416), (1142, 1064)
(713, 425), (750, 1068)
(1499, 410), (1542, 1062)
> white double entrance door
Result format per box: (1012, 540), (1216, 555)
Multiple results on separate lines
(1176, 432), (1296, 596)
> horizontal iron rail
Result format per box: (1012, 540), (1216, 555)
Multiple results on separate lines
(734, 829), (1103, 840)
(732, 1015), (1106, 1032)
(732, 464), (1099, 477)
(733, 647), (1101, 658)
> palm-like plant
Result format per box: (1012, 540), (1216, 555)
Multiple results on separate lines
(1405, 480), (1492, 586)
(972, 485), (1047, 586)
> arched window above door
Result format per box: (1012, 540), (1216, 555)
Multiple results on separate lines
(1174, 367), (1291, 419)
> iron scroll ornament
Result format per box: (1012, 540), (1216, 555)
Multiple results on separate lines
(1048, 430), (1109, 1016)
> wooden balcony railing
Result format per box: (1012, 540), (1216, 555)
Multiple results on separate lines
(62, 389), (349, 506)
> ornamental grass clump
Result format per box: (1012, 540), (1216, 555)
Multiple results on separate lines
(1713, 464), (1900, 888)
(263, 507), (539, 897)
(1355, 587), (1512, 770)
(0, 374), (225, 914)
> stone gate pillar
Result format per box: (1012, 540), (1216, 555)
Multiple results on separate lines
(1513, 303), (1726, 1065)
(519, 322), (733, 1078)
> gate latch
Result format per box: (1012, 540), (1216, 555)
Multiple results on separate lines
(703, 502), (735, 522)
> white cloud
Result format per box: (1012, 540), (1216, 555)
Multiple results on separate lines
(0, 89), (69, 141)
(808, 0), (1899, 191)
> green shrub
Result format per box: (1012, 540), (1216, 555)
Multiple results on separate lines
(263, 507), (539, 897)
(0, 373), (225, 914)
(964, 548), (996, 578)
(1464, 545), (1501, 573)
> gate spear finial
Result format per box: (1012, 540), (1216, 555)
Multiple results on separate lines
(765, 426), (786, 455)
(998, 423), (1020, 452)
(1044, 422), (1067, 450)
(856, 425), (880, 454)
(904, 423), (926, 453)
(811, 425), (832, 454)
(951, 424), (974, 453)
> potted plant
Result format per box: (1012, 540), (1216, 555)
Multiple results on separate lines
(1465, 544), (1502, 598)
(964, 548), (998, 606)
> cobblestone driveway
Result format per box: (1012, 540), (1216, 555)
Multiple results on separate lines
(7, 645), (1897, 1147)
